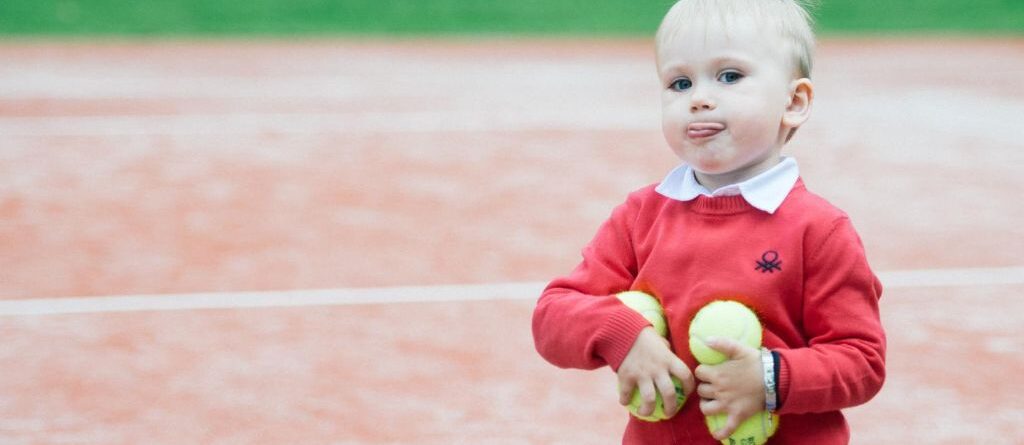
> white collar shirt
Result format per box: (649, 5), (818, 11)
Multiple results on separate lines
(654, 157), (800, 214)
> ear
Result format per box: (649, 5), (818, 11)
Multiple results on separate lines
(782, 78), (814, 130)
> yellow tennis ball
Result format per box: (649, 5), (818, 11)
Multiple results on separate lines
(688, 300), (762, 365)
(624, 376), (687, 422)
(616, 291), (668, 337)
(705, 411), (779, 445)
(615, 291), (685, 421)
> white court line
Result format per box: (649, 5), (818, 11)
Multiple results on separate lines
(880, 266), (1024, 288)
(0, 110), (657, 136)
(0, 282), (547, 316)
(0, 266), (1021, 316)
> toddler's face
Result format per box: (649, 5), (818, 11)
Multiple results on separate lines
(657, 18), (802, 184)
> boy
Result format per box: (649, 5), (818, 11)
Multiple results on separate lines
(531, 0), (886, 443)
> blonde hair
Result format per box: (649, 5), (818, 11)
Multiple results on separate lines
(656, 0), (816, 78)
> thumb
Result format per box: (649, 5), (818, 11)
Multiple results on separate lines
(704, 336), (752, 361)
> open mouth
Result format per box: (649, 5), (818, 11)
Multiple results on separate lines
(687, 122), (725, 139)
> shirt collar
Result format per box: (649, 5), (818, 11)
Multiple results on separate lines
(654, 157), (799, 214)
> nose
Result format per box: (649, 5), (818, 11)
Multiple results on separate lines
(689, 86), (716, 112)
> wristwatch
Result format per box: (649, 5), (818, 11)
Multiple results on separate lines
(761, 347), (778, 412)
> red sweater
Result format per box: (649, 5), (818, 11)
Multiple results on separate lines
(532, 180), (886, 444)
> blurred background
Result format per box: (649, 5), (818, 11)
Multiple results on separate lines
(1, 1), (1022, 445)
(0, 0), (1019, 35)
(1, 0), (1023, 36)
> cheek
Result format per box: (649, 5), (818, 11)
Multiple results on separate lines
(729, 102), (784, 138)
(660, 96), (687, 144)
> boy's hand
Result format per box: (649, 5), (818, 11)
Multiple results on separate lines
(694, 337), (765, 440)
(617, 327), (695, 418)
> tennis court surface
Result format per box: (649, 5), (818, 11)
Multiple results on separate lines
(2, 38), (1023, 444)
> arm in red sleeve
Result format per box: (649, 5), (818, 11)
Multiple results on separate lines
(775, 217), (887, 414)
(532, 193), (652, 372)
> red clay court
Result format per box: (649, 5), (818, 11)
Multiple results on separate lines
(1, 38), (1023, 444)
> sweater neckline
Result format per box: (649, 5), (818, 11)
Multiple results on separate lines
(689, 194), (757, 215)
(687, 180), (805, 215)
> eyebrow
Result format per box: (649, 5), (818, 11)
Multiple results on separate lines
(659, 54), (756, 78)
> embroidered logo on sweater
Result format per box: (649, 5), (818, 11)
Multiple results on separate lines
(755, 250), (782, 273)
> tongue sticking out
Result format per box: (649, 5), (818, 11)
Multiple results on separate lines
(687, 122), (725, 139)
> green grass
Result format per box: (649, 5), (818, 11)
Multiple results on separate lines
(0, 0), (1020, 36)
(818, 0), (1024, 34)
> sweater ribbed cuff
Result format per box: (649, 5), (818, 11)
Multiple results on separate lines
(776, 352), (791, 410)
(596, 306), (653, 372)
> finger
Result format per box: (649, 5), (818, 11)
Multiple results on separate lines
(699, 397), (725, 416)
(669, 360), (696, 396)
(618, 379), (636, 406)
(696, 382), (716, 400)
(655, 373), (679, 416)
(636, 379), (657, 417)
(713, 413), (743, 441)
(704, 337), (751, 361)
(694, 364), (712, 383)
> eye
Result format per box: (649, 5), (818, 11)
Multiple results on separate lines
(718, 70), (744, 84)
(669, 78), (692, 91)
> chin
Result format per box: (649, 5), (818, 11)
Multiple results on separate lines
(689, 160), (733, 175)
(680, 147), (732, 170)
